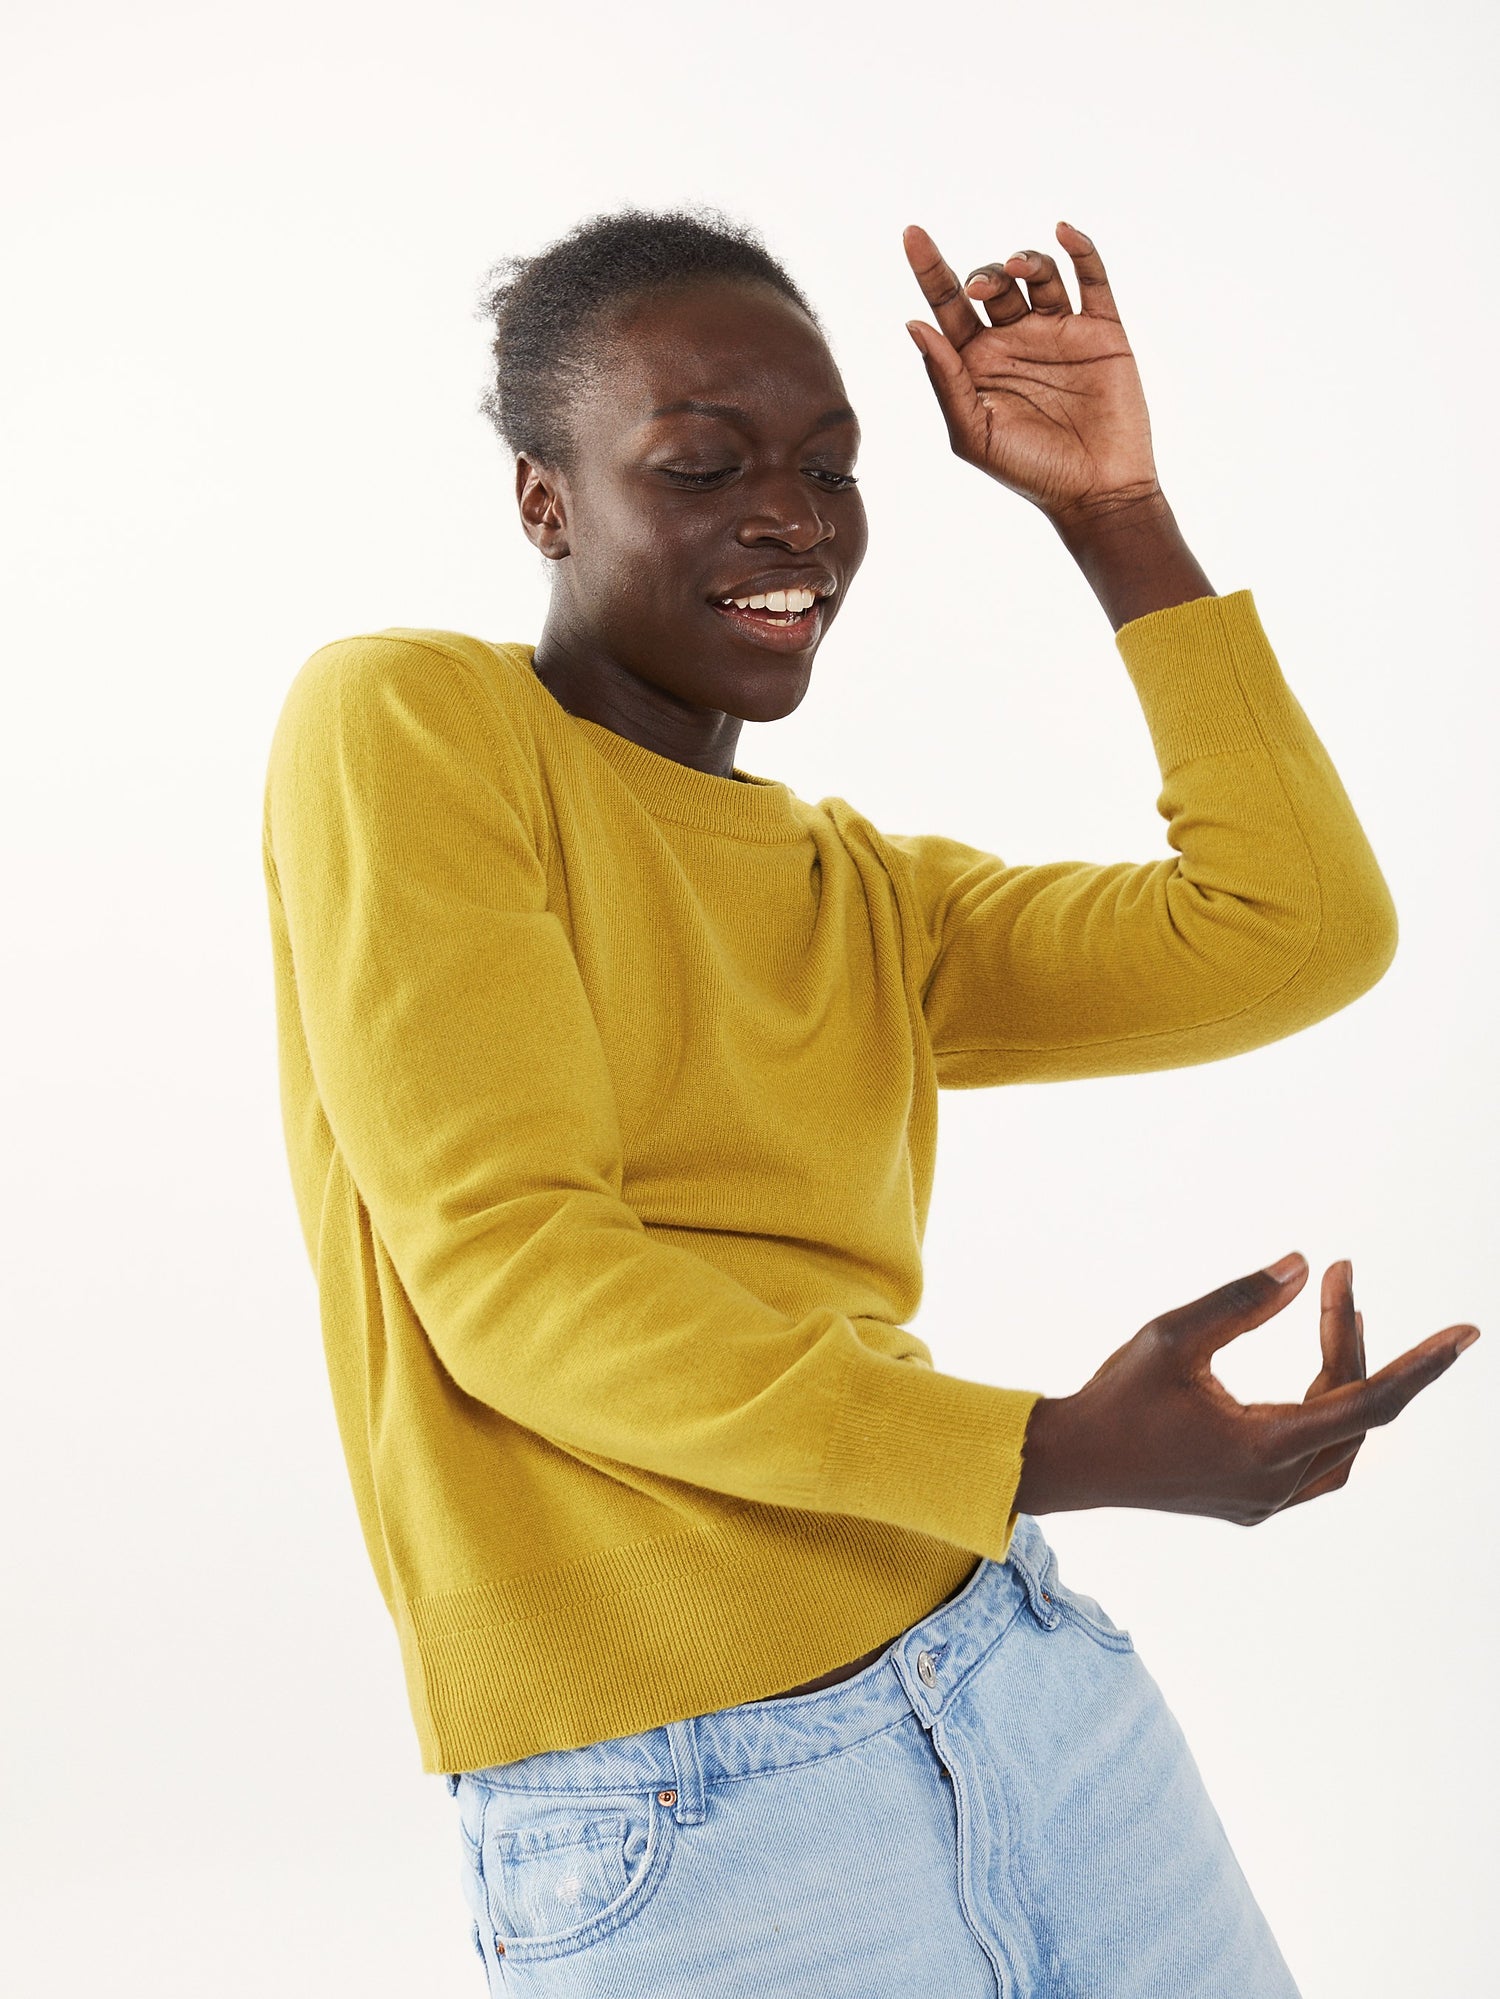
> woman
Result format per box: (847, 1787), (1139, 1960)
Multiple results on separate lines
(261, 206), (1479, 1995)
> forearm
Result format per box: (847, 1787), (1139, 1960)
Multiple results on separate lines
(910, 582), (1398, 1087)
(1048, 485), (1215, 631)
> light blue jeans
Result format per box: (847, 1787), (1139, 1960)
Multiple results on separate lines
(444, 1512), (1302, 1996)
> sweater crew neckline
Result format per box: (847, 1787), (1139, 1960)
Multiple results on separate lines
(499, 642), (808, 842)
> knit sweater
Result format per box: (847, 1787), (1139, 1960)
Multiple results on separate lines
(261, 587), (1397, 1774)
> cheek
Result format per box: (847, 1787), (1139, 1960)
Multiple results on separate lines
(588, 517), (718, 617)
(841, 494), (870, 570)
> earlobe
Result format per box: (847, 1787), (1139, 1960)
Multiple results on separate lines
(516, 455), (571, 558)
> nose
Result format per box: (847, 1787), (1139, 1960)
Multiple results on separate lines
(734, 469), (835, 553)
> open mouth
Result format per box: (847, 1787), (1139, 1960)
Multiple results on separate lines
(716, 601), (818, 627)
(708, 585), (829, 644)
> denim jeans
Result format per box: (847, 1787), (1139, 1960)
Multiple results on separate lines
(444, 1512), (1302, 1996)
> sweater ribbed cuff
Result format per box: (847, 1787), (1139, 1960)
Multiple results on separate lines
(817, 1344), (1045, 1563)
(1115, 587), (1314, 774)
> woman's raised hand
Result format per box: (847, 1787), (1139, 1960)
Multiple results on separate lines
(1013, 1255), (1480, 1524)
(902, 220), (1160, 523)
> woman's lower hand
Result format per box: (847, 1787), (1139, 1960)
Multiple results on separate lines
(1014, 1255), (1480, 1524)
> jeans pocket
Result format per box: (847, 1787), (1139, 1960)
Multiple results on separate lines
(464, 1781), (677, 1964)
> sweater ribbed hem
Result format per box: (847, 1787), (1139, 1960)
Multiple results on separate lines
(400, 1508), (987, 1774)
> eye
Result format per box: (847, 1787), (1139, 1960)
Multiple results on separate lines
(659, 466), (859, 490)
(660, 467), (737, 487)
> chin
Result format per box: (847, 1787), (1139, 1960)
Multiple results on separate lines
(721, 669), (815, 726)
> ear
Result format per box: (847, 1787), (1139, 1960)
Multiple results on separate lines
(516, 455), (570, 559)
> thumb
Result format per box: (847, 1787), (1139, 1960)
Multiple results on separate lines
(1147, 1252), (1310, 1360)
(906, 320), (984, 456)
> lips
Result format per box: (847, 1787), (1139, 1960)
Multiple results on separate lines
(707, 572), (837, 605)
(709, 596), (826, 651)
(704, 570), (837, 654)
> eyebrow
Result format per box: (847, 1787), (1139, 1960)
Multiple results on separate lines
(646, 398), (858, 433)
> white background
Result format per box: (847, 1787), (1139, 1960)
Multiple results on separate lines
(4, 1), (1495, 1992)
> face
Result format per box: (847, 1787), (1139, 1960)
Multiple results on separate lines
(517, 277), (868, 736)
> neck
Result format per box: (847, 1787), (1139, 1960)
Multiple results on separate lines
(531, 609), (746, 781)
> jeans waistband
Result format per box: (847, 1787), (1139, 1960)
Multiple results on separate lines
(456, 1514), (1058, 1826)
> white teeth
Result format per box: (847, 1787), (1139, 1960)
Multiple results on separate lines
(722, 586), (819, 612)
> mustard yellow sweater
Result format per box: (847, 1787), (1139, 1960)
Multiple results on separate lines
(261, 588), (1396, 1774)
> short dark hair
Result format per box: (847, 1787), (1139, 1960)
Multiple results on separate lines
(472, 203), (823, 473)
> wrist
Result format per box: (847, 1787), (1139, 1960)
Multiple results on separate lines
(1046, 482), (1169, 537)
(1014, 1392), (1090, 1517)
(1046, 487), (1215, 631)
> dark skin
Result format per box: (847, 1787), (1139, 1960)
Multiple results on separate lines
(519, 275), (868, 779)
(515, 220), (1481, 1534)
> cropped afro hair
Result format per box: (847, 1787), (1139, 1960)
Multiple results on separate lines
(473, 203), (823, 473)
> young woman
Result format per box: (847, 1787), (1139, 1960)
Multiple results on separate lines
(262, 207), (1479, 1996)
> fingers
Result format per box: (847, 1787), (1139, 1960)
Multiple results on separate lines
(1318, 1260), (1357, 1377)
(964, 223), (1122, 328)
(1313, 1260), (1364, 1392)
(965, 253), (1056, 327)
(902, 224), (987, 353)
(906, 221), (1121, 340)
(1052, 221), (1120, 320)
(1281, 1268), (1369, 1507)
(962, 264), (1029, 328)
(903, 316), (985, 453)
(1147, 1253), (1310, 1361)
(1253, 1322), (1480, 1464)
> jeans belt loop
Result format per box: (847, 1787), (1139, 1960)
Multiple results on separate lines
(1011, 1539), (1062, 1629)
(663, 1715), (706, 1825)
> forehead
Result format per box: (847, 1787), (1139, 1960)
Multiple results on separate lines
(586, 278), (852, 435)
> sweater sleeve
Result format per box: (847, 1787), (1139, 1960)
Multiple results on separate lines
(876, 588), (1399, 1088)
(265, 635), (1043, 1564)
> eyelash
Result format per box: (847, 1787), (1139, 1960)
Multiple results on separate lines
(663, 468), (859, 490)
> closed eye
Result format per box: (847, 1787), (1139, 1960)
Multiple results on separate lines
(660, 468), (859, 489)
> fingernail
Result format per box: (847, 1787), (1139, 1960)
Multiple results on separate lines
(905, 321), (926, 350)
(1263, 1252), (1305, 1282)
(1455, 1327), (1481, 1353)
(1007, 252), (1030, 266)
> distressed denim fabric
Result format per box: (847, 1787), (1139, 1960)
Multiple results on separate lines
(444, 1512), (1301, 1997)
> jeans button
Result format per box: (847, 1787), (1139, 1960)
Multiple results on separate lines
(917, 1649), (938, 1688)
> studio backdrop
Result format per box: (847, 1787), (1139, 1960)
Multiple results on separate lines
(3, 2), (1494, 1994)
